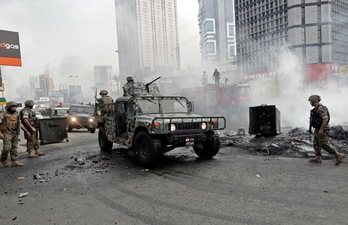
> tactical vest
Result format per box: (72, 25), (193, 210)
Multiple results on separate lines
(0, 112), (19, 131)
(101, 96), (114, 111)
(310, 106), (330, 129)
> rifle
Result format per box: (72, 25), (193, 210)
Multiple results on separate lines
(145, 76), (161, 93)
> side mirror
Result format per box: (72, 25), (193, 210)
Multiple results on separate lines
(188, 101), (194, 112)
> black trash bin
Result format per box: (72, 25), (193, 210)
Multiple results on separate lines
(249, 104), (281, 136)
(38, 117), (69, 144)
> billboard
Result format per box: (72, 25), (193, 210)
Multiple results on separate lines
(0, 29), (22, 66)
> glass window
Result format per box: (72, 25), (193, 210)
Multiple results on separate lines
(205, 42), (215, 53)
(204, 19), (215, 33)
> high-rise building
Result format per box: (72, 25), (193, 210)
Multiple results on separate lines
(198, 0), (237, 71)
(94, 65), (113, 93)
(38, 72), (54, 98)
(114, 0), (180, 80)
(235, 0), (348, 76)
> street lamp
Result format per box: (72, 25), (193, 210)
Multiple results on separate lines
(70, 75), (78, 85)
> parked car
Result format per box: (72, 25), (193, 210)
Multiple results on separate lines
(67, 104), (96, 133)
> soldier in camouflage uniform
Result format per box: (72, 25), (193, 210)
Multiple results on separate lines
(308, 95), (345, 165)
(0, 101), (30, 167)
(122, 76), (135, 96)
(95, 90), (114, 116)
(20, 100), (45, 158)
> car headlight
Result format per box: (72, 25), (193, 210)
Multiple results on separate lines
(71, 117), (76, 122)
(89, 118), (94, 122)
(201, 122), (207, 129)
(170, 124), (176, 131)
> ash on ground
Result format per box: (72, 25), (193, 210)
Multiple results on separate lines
(220, 126), (348, 158)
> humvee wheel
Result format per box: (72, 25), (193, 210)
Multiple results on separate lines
(98, 126), (113, 152)
(89, 127), (96, 133)
(134, 131), (162, 167)
(193, 131), (220, 159)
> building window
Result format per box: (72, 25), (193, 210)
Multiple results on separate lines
(227, 23), (235, 37)
(205, 41), (216, 54)
(204, 19), (215, 34)
(228, 44), (236, 59)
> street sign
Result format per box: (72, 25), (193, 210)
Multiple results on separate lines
(0, 97), (6, 105)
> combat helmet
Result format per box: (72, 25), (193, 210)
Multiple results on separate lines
(308, 95), (321, 103)
(6, 101), (17, 109)
(24, 100), (35, 107)
(100, 90), (108, 95)
(126, 76), (134, 82)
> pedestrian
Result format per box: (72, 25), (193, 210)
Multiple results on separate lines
(201, 71), (208, 87)
(122, 76), (135, 96)
(0, 101), (30, 167)
(95, 90), (114, 115)
(20, 100), (45, 158)
(212, 68), (220, 87)
(308, 95), (345, 165)
(56, 102), (63, 107)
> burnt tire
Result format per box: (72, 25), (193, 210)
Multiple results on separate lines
(134, 131), (162, 168)
(98, 126), (113, 152)
(193, 131), (220, 159)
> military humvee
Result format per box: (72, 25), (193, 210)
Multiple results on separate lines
(98, 77), (226, 167)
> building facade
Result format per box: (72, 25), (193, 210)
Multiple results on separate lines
(235, 0), (348, 76)
(198, 0), (237, 72)
(94, 65), (113, 94)
(114, 0), (180, 80)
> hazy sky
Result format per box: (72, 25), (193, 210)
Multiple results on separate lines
(0, 0), (200, 100)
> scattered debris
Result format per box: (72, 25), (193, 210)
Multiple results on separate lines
(95, 169), (107, 173)
(33, 174), (42, 180)
(256, 173), (261, 178)
(18, 192), (29, 198)
(16, 177), (25, 180)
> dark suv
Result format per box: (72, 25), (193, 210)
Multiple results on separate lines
(67, 104), (96, 133)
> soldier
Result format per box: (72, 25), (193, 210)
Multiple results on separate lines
(201, 71), (208, 87)
(212, 68), (220, 87)
(308, 95), (345, 165)
(122, 76), (135, 96)
(95, 90), (114, 115)
(0, 101), (30, 167)
(20, 100), (45, 158)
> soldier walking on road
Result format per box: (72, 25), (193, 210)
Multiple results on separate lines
(0, 101), (30, 167)
(212, 68), (221, 87)
(308, 95), (345, 165)
(20, 100), (45, 158)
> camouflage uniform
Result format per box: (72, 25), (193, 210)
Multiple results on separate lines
(312, 104), (336, 156)
(0, 111), (20, 162)
(20, 107), (40, 153)
(123, 76), (135, 96)
(96, 95), (114, 115)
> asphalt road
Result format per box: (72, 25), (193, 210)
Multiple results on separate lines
(0, 130), (347, 225)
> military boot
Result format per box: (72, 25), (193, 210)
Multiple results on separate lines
(309, 156), (322, 163)
(335, 153), (345, 165)
(35, 150), (45, 156)
(28, 151), (38, 158)
(1, 160), (9, 167)
(11, 161), (24, 167)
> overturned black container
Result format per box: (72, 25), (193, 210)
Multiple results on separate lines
(38, 117), (69, 144)
(249, 104), (281, 136)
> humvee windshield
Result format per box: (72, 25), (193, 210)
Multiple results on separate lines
(137, 97), (188, 114)
(69, 105), (94, 115)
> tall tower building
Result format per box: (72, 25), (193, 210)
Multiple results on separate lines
(114, 0), (180, 80)
(235, 0), (348, 76)
(198, 0), (237, 71)
(38, 72), (54, 98)
(94, 65), (113, 93)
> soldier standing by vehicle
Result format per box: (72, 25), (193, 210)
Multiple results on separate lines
(308, 95), (345, 165)
(0, 101), (30, 167)
(95, 90), (114, 116)
(20, 100), (45, 158)
(122, 76), (135, 96)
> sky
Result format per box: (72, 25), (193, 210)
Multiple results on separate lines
(0, 0), (201, 101)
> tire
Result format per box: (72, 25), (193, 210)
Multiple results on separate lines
(193, 131), (220, 159)
(134, 131), (162, 168)
(90, 127), (96, 133)
(98, 126), (113, 152)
